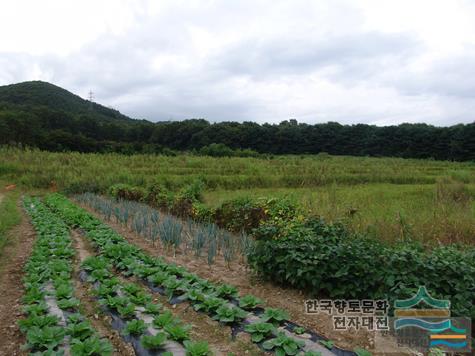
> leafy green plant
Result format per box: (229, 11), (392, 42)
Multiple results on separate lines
(144, 302), (162, 315)
(24, 326), (66, 351)
(117, 303), (136, 319)
(130, 291), (152, 305)
(67, 313), (84, 324)
(244, 322), (275, 342)
(215, 284), (238, 298)
(165, 323), (191, 341)
(293, 326), (306, 335)
(301, 351), (322, 356)
(213, 305), (247, 324)
(238, 294), (264, 310)
(248, 215), (475, 320)
(81, 256), (111, 272)
(23, 302), (48, 316)
(163, 276), (188, 297)
(102, 295), (128, 310)
(261, 308), (289, 325)
(57, 297), (80, 310)
(94, 284), (115, 298)
(186, 289), (206, 304)
(193, 296), (225, 313)
(148, 271), (171, 285)
(23, 287), (44, 304)
(70, 335), (113, 355)
(18, 315), (59, 333)
(123, 319), (147, 336)
(153, 310), (177, 328)
(123, 283), (142, 295)
(55, 283), (73, 299)
(262, 332), (305, 356)
(354, 348), (372, 356)
(319, 340), (334, 350)
(88, 268), (111, 283)
(66, 321), (96, 340)
(184, 340), (212, 356)
(140, 333), (168, 351)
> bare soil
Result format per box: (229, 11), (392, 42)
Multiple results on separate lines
(71, 229), (264, 356)
(0, 199), (36, 356)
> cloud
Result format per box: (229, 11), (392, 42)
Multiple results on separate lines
(214, 31), (419, 81)
(0, 0), (475, 125)
(392, 48), (475, 99)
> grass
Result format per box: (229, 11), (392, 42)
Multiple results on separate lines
(204, 182), (475, 244)
(1, 147), (474, 243)
(1, 147), (475, 192)
(0, 188), (21, 258)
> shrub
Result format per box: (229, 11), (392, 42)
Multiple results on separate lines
(170, 179), (205, 217)
(109, 184), (146, 202)
(146, 182), (173, 209)
(213, 197), (267, 233)
(190, 202), (214, 222)
(248, 220), (475, 318)
(199, 143), (235, 157)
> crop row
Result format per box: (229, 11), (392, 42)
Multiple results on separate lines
(80, 255), (212, 356)
(44, 193), (361, 356)
(24, 196), (213, 355)
(22, 197), (112, 355)
(75, 193), (254, 266)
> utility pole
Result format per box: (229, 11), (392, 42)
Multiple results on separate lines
(88, 90), (94, 110)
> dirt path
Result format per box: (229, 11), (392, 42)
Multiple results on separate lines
(0, 200), (36, 355)
(71, 228), (265, 356)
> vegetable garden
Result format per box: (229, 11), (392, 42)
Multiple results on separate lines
(15, 192), (375, 355)
(8, 182), (474, 355)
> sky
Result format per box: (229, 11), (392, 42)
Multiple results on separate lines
(1, 0), (475, 126)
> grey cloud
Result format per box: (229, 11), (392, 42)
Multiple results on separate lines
(393, 50), (475, 99)
(213, 31), (419, 81)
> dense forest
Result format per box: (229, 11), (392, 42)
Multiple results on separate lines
(1, 81), (475, 160)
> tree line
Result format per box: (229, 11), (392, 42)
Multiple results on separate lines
(1, 104), (475, 160)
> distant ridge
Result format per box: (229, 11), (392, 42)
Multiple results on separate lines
(0, 81), (134, 123)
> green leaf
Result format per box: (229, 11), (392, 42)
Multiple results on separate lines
(140, 333), (168, 350)
(123, 319), (147, 336)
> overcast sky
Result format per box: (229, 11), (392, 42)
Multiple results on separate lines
(1, 0), (475, 126)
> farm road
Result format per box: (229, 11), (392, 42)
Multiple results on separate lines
(0, 200), (36, 355)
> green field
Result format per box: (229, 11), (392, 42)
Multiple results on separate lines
(1, 147), (474, 244)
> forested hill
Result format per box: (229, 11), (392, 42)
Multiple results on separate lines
(0, 81), (133, 122)
(1, 80), (475, 160)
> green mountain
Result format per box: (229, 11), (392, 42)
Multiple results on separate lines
(0, 80), (133, 123)
(0, 81), (155, 153)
